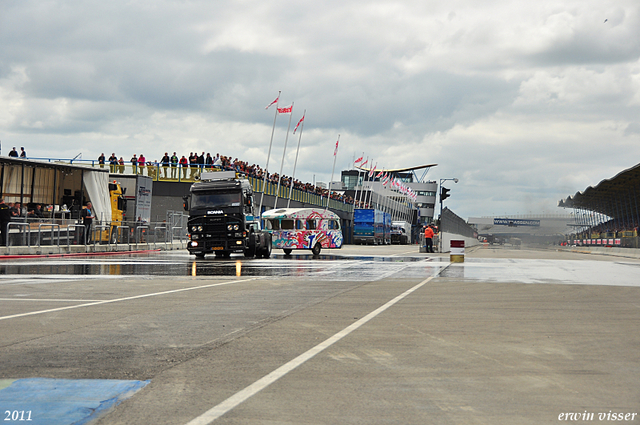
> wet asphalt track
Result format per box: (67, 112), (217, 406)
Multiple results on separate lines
(0, 245), (639, 424)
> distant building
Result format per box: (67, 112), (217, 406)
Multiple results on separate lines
(339, 164), (438, 226)
(468, 215), (574, 242)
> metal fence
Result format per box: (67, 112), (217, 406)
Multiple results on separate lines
(441, 207), (476, 239)
(3, 215), (188, 251)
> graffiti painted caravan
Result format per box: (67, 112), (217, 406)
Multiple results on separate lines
(262, 208), (343, 256)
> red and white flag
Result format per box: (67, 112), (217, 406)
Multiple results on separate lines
(265, 95), (279, 110)
(368, 164), (377, 177)
(354, 156), (363, 165)
(360, 159), (368, 167)
(293, 114), (305, 134)
(376, 169), (384, 178)
(277, 105), (292, 114)
(333, 139), (339, 156)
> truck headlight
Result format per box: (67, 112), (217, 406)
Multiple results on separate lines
(227, 224), (233, 231)
(191, 226), (198, 232)
(233, 224), (239, 230)
(197, 225), (203, 232)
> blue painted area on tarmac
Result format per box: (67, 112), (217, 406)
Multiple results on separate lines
(0, 378), (149, 425)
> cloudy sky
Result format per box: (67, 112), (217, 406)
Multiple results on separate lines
(1, 0), (639, 218)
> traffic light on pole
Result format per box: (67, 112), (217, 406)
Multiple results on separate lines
(440, 187), (450, 201)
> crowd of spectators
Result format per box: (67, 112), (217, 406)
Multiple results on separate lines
(574, 219), (639, 238)
(3, 201), (48, 220)
(100, 151), (369, 207)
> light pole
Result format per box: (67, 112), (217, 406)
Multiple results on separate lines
(438, 177), (458, 253)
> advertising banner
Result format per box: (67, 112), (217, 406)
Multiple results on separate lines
(135, 176), (153, 223)
(493, 218), (540, 227)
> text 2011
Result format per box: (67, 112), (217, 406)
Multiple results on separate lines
(4, 411), (32, 421)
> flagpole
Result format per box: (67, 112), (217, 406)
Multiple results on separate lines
(353, 152), (364, 209)
(377, 167), (387, 215)
(274, 102), (294, 209)
(288, 110), (305, 208)
(381, 171), (387, 213)
(382, 171), (390, 216)
(325, 135), (340, 211)
(358, 157), (369, 208)
(259, 91), (281, 214)
(353, 165), (361, 209)
(370, 162), (377, 209)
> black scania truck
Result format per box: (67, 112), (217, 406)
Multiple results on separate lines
(184, 171), (271, 259)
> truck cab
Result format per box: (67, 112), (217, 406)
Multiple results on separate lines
(93, 181), (127, 243)
(184, 171), (271, 259)
(391, 221), (411, 245)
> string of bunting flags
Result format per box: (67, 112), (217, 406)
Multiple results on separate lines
(353, 155), (418, 202)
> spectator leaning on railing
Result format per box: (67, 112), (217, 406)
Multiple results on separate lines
(93, 149), (364, 205)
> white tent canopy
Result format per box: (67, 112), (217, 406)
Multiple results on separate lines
(83, 169), (112, 223)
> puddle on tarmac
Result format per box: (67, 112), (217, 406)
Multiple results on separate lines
(0, 253), (426, 277)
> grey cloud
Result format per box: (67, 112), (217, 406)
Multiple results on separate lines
(525, 8), (640, 66)
(623, 122), (640, 136)
(2, 0), (640, 218)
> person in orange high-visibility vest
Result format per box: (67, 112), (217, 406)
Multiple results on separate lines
(424, 225), (435, 253)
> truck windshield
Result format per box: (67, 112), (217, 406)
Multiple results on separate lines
(191, 191), (242, 209)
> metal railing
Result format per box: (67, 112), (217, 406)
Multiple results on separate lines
(441, 207), (476, 239)
(116, 225), (131, 251)
(6, 222), (31, 254)
(28, 157), (356, 212)
(37, 223), (61, 253)
(2, 216), (188, 251)
(67, 224), (86, 251)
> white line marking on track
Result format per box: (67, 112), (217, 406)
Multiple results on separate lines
(0, 277), (261, 321)
(0, 298), (105, 302)
(390, 249), (424, 257)
(185, 276), (435, 425)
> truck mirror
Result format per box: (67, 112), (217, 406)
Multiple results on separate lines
(182, 195), (189, 211)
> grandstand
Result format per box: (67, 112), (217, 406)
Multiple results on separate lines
(558, 162), (640, 248)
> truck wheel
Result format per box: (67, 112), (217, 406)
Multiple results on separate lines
(311, 243), (321, 256)
(195, 253), (205, 259)
(283, 248), (292, 256)
(262, 242), (272, 258)
(244, 245), (256, 258)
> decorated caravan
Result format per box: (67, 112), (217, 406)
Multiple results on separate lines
(262, 208), (343, 256)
